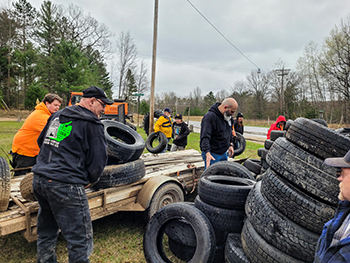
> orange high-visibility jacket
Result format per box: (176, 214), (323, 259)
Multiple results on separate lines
(12, 102), (52, 157)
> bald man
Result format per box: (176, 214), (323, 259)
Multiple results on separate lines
(200, 98), (238, 168)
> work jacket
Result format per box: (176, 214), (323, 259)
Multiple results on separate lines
(314, 200), (350, 263)
(267, 115), (286, 139)
(12, 102), (52, 157)
(154, 115), (173, 138)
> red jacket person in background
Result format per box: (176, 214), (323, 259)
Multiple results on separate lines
(267, 115), (286, 139)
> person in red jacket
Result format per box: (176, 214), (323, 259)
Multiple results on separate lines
(267, 115), (286, 139)
(11, 93), (62, 176)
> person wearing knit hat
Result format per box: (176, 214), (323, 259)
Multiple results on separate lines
(170, 113), (190, 152)
(314, 149), (350, 262)
(233, 112), (244, 135)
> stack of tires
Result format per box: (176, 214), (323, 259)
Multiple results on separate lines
(240, 117), (350, 263)
(143, 161), (256, 263)
(20, 120), (147, 199)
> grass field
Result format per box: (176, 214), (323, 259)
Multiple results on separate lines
(0, 120), (261, 262)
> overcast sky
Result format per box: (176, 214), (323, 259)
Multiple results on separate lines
(17, 0), (350, 98)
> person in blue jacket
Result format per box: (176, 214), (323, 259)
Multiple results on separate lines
(314, 149), (350, 263)
(200, 98), (238, 168)
(32, 86), (113, 263)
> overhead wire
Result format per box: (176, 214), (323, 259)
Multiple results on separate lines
(186, 0), (261, 72)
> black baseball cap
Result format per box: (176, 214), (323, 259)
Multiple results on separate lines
(82, 86), (114, 105)
(175, 113), (182, 119)
(324, 149), (350, 168)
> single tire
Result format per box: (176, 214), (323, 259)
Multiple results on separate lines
(143, 202), (216, 263)
(241, 220), (304, 263)
(201, 161), (255, 181)
(0, 157), (11, 212)
(145, 132), (167, 154)
(266, 137), (339, 205)
(243, 159), (262, 175)
(286, 117), (350, 159)
(312, 118), (328, 127)
(284, 119), (293, 131)
(198, 175), (255, 210)
(20, 172), (36, 201)
(143, 110), (163, 136)
(94, 159), (145, 189)
(102, 120), (145, 163)
(270, 130), (286, 141)
(264, 139), (273, 150)
(261, 168), (336, 234)
(233, 132), (246, 157)
(195, 196), (245, 245)
(245, 182), (319, 262)
(224, 233), (250, 263)
(257, 148), (268, 160)
(147, 182), (184, 219)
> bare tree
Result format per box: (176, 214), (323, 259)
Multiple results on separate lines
(215, 89), (230, 102)
(246, 70), (270, 119)
(115, 31), (137, 98)
(319, 16), (350, 122)
(57, 4), (113, 56)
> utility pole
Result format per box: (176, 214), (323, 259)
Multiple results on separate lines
(275, 67), (290, 115)
(149, 0), (158, 135)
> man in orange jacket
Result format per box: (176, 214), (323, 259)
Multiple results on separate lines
(11, 93), (62, 176)
(267, 115), (286, 139)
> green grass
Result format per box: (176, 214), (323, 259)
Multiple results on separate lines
(0, 122), (262, 262)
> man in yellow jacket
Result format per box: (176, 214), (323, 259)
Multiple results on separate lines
(11, 93), (63, 176)
(154, 107), (173, 153)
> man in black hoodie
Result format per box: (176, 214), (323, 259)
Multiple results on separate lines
(200, 98), (238, 168)
(32, 86), (113, 263)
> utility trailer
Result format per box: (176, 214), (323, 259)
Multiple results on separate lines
(0, 150), (207, 242)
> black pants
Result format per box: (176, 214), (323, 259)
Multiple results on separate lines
(11, 152), (36, 176)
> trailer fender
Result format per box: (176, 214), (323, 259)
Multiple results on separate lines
(137, 175), (184, 212)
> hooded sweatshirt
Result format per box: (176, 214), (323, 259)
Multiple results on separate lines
(32, 105), (108, 185)
(267, 115), (286, 139)
(200, 102), (233, 155)
(12, 102), (52, 157)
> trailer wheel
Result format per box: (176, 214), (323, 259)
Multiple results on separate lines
(20, 172), (36, 201)
(0, 157), (11, 212)
(147, 182), (184, 219)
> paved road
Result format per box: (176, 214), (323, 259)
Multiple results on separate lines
(188, 121), (268, 137)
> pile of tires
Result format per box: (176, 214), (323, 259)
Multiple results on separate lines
(143, 161), (256, 263)
(237, 117), (350, 263)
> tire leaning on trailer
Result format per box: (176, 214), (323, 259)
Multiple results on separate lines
(0, 157), (11, 212)
(20, 172), (36, 201)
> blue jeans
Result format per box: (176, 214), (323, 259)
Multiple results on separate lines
(33, 174), (93, 263)
(161, 138), (170, 153)
(201, 151), (228, 169)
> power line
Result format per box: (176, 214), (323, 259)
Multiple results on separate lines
(187, 0), (261, 71)
(138, 54), (251, 72)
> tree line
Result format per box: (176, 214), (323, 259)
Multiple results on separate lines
(0, 0), (148, 110)
(1, 1), (349, 124)
(138, 15), (350, 124)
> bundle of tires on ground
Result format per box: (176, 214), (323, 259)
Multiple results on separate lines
(20, 120), (147, 200)
(234, 117), (350, 263)
(143, 161), (256, 263)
